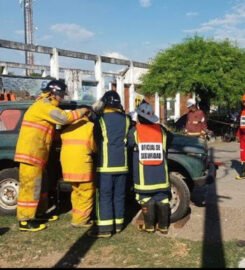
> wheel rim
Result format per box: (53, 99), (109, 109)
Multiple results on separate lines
(0, 178), (19, 210)
(170, 184), (180, 214)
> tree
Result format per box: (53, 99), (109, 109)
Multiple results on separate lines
(139, 36), (245, 110)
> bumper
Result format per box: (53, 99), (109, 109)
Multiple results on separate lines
(193, 162), (217, 187)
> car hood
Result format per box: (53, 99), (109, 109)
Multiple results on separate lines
(169, 133), (208, 155)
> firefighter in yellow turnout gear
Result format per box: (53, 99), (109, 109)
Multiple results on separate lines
(14, 79), (89, 232)
(60, 110), (96, 227)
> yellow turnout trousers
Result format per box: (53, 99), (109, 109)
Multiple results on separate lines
(71, 181), (95, 225)
(17, 163), (48, 221)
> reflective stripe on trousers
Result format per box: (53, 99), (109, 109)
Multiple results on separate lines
(17, 163), (43, 221)
(135, 191), (170, 204)
(95, 173), (127, 232)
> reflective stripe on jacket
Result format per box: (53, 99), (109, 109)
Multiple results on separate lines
(14, 95), (83, 167)
(240, 110), (245, 130)
(60, 116), (96, 182)
(128, 124), (170, 193)
(94, 108), (130, 173)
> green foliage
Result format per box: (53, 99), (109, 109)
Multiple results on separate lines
(30, 72), (43, 78)
(140, 36), (245, 107)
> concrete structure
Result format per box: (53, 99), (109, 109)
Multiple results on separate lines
(0, 38), (190, 122)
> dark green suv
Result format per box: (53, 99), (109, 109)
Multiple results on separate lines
(0, 101), (216, 222)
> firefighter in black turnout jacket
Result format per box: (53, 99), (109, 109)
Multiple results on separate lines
(87, 90), (130, 238)
(127, 102), (173, 234)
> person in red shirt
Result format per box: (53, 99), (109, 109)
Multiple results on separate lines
(184, 98), (207, 138)
(235, 94), (245, 179)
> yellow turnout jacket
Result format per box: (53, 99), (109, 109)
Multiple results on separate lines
(60, 116), (96, 182)
(14, 94), (84, 168)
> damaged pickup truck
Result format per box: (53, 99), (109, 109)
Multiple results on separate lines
(0, 100), (216, 222)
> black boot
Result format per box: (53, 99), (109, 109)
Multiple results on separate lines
(19, 220), (47, 232)
(140, 200), (156, 233)
(240, 162), (245, 177)
(156, 202), (170, 234)
(236, 162), (245, 180)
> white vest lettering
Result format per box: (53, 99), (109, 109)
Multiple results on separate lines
(139, 143), (163, 162)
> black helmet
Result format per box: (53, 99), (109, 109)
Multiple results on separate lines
(101, 90), (121, 108)
(45, 79), (68, 97)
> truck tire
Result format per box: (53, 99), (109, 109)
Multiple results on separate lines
(0, 168), (19, 216)
(169, 172), (190, 223)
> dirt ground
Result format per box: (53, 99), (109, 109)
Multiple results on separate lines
(161, 139), (245, 242)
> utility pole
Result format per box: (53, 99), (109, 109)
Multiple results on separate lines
(21, 0), (34, 75)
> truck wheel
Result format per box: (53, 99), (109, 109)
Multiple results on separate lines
(169, 172), (190, 223)
(0, 168), (19, 215)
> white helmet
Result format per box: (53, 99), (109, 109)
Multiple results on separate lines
(129, 111), (137, 122)
(186, 98), (196, 108)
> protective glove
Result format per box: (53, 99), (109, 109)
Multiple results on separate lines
(77, 107), (90, 117)
(91, 100), (105, 114)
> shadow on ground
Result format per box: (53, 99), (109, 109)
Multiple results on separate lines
(201, 146), (226, 268)
(53, 231), (97, 268)
(0, 227), (9, 236)
(52, 191), (140, 268)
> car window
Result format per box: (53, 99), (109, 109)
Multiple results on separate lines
(0, 109), (22, 131)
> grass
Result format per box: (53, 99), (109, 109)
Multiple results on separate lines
(0, 212), (245, 268)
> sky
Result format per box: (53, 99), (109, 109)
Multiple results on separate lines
(1, 0), (245, 68)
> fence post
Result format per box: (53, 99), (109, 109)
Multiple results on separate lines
(50, 48), (59, 79)
(95, 56), (104, 100)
